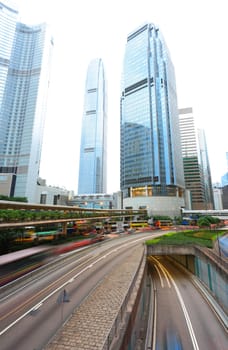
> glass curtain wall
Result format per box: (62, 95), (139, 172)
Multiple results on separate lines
(78, 58), (107, 194)
(120, 23), (184, 198)
(0, 1), (18, 155)
(0, 22), (53, 202)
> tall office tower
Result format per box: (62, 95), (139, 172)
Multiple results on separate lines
(0, 1), (18, 125)
(78, 58), (107, 195)
(120, 23), (185, 217)
(197, 129), (214, 209)
(0, 20), (53, 202)
(179, 107), (213, 209)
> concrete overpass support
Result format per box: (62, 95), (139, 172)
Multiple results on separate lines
(62, 222), (67, 235)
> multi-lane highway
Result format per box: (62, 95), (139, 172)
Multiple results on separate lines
(147, 256), (227, 350)
(0, 232), (157, 349)
(0, 231), (227, 350)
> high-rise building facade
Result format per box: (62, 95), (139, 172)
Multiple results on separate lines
(120, 23), (185, 217)
(221, 152), (228, 187)
(213, 186), (223, 210)
(179, 107), (213, 209)
(197, 129), (214, 209)
(0, 14), (53, 202)
(78, 58), (107, 194)
(0, 1), (18, 133)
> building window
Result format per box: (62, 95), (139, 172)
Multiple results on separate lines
(40, 193), (47, 204)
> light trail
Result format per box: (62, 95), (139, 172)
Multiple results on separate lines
(153, 257), (199, 350)
(0, 233), (157, 336)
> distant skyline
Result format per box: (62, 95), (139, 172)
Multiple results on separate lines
(16, 0), (228, 193)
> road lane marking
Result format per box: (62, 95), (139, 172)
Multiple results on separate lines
(154, 264), (164, 288)
(152, 288), (157, 350)
(32, 302), (43, 311)
(156, 262), (171, 288)
(1, 232), (159, 335)
(149, 256), (171, 288)
(0, 252), (93, 302)
(162, 266), (199, 350)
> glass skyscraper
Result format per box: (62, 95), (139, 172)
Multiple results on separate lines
(0, 9), (53, 202)
(198, 129), (214, 209)
(78, 58), (107, 195)
(0, 1), (18, 129)
(120, 23), (184, 216)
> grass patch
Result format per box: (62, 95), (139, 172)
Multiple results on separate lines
(145, 230), (224, 248)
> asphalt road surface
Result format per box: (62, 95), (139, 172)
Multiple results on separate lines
(148, 256), (227, 350)
(0, 232), (227, 350)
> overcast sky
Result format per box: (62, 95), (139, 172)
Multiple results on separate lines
(17, 0), (228, 193)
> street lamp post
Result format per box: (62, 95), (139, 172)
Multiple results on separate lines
(217, 232), (221, 258)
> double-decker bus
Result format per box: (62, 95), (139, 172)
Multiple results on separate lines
(74, 220), (96, 236)
(130, 221), (149, 229)
(154, 219), (173, 229)
(15, 226), (36, 242)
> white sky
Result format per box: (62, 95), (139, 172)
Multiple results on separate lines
(16, 0), (228, 193)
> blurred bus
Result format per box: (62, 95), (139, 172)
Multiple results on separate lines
(154, 219), (173, 229)
(15, 226), (36, 242)
(15, 227), (62, 243)
(74, 220), (96, 236)
(0, 246), (53, 286)
(130, 221), (149, 229)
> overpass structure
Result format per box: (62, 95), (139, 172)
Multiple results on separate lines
(181, 208), (228, 220)
(0, 200), (146, 232)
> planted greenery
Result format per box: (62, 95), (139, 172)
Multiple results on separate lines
(0, 208), (145, 223)
(0, 209), (84, 222)
(197, 216), (220, 227)
(146, 230), (223, 248)
(0, 229), (19, 254)
(0, 195), (27, 202)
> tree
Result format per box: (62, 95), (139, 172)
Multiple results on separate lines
(197, 216), (221, 228)
(0, 229), (18, 254)
(197, 216), (211, 228)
